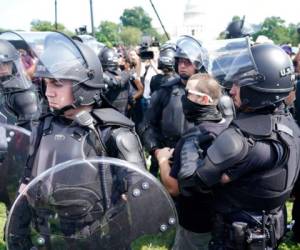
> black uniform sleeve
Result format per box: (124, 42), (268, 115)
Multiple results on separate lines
(142, 89), (168, 152)
(170, 138), (185, 179)
(119, 71), (130, 88)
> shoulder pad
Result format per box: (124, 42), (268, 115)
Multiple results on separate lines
(112, 128), (146, 167)
(160, 76), (181, 88)
(233, 113), (272, 137)
(92, 108), (134, 128)
(207, 128), (248, 165)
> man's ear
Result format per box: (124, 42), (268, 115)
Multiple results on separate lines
(201, 95), (209, 105)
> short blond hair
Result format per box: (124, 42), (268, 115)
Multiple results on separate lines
(187, 73), (221, 105)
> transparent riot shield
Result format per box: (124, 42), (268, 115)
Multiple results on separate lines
(0, 123), (30, 208)
(6, 157), (177, 250)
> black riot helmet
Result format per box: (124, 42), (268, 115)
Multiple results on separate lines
(31, 32), (105, 107)
(0, 39), (39, 122)
(0, 39), (31, 92)
(174, 35), (208, 73)
(226, 43), (295, 110)
(158, 42), (176, 71)
(73, 35), (105, 59)
(99, 47), (119, 72)
(225, 17), (253, 39)
(226, 20), (245, 39)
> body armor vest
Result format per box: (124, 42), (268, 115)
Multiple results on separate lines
(161, 83), (193, 147)
(31, 116), (97, 178)
(150, 73), (177, 94)
(104, 71), (130, 115)
(218, 112), (300, 212)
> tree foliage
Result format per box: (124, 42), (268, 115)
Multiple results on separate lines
(96, 21), (120, 47)
(119, 26), (142, 46)
(218, 16), (300, 46)
(30, 20), (74, 36)
(120, 7), (152, 32)
(252, 16), (300, 45)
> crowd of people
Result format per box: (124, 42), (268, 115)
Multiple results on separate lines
(0, 28), (300, 250)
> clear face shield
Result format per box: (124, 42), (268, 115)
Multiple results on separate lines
(84, 40), (105, 56)
(0, 45), (31, 93)
(0, 62), (12, 77)
(206, 37), (259, 89)
(175, 36), (209, 71)
(0, 31), (89, 87)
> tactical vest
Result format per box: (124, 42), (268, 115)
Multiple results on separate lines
(104, 71), (130, 115)
(31, 116), (98, 178)
(150, 73), (177, 94)
(161, 83), (194, 147)
(218, 112), (300, 212)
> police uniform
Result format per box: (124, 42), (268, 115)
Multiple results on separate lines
(179, 42), (300, 249)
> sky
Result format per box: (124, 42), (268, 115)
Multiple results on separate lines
(0, 0), (299, 40)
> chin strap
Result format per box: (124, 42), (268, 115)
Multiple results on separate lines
(50, 97), (85, 116)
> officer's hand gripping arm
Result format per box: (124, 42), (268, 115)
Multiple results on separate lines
(179, 128), (249, 193)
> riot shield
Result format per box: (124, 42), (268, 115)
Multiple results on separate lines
(6, 157), (177, 250)
(0, 123), (30, 208)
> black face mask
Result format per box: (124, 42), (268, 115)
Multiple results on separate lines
(181, 94), (222, 123)
(179, 73), (190, 81)
(119, 65), (125, 71)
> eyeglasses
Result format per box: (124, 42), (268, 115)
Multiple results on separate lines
(185, 89), (214, 103)
(178, 58), (192, 66)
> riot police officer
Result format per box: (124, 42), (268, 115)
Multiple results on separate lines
(179, 42), (300, 249)
(225, 17), (250, 39)
(0, 39), (40, 128)
(149, 41), (177, 94)
(0, 39), (40, 209)
(292, 50), (300, 243)
(142, 35), (208, 176)
(8, 32), (145, 250)
(99, 47), (130, 115)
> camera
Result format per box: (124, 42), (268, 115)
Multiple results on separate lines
(138, 36), (157, 60)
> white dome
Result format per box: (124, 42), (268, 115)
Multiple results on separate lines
(184, 0), (204, 15)
(181, 0), (206, 38)
(183, 0), (205, 25)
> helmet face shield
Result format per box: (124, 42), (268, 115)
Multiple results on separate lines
(0, 62), (13, 77)
(0, 32), (89, 85)
(0, 59), (32, 91)
(0, 38), (32, 92)
(1, 31), (104, 107)
(175, 35), (209, 71)
(158, 42), (176, 69)
(206, 37), (258, 89)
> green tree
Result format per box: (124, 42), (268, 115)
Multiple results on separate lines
(119, 26), (142, 46)
(143, 27), (168, 45)
(120, 7), (152, 32)
(30, 19), (73, 36)
(95, 21), (120, 47)
(287, 23), (300, 46)
(252, 16), (290, 45)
